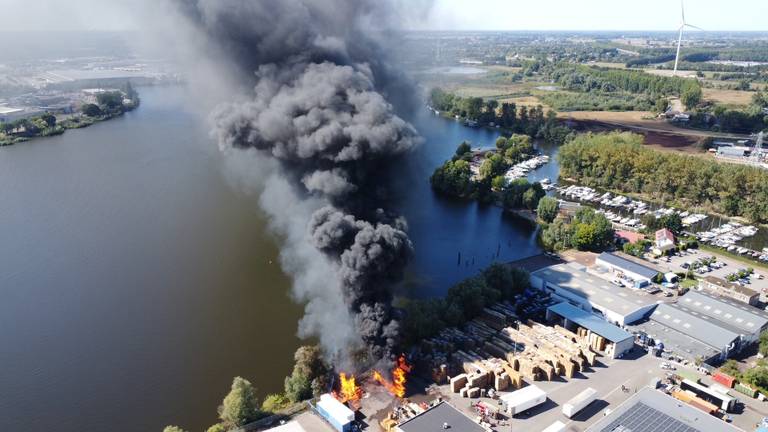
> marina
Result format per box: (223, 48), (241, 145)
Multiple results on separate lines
(555, 184), (768, 262)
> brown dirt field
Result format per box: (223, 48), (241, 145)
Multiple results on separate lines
(703, 88), (753, 106)
(566, 118), (705, 155)
(555, 111), (655, 123)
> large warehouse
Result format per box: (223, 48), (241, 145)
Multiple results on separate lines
(547, 302), (635, 359)
(586, 387), (742, 432)
(530, 263), (659, 325)
(629, 291), (768, 364)
(595, 252), (660, 287)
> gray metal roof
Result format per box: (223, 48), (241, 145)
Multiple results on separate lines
(398, 401), (485, 432)
(532, 263), (657, 318)
(597, 252), (660, 280)
(626, 319), (721, 363)
(586, 388), (742, 432)
(650, 303), (740, 350)
(549, 302), (633, 343)
(678, 290), (768, 335)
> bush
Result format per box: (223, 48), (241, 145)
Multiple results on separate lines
(261, 393), (291, 413)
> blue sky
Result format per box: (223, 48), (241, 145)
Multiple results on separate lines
(413, 0), (767, 31)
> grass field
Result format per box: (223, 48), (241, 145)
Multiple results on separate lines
(589, 62), (629, 69)
(496, 95), (549, 109)
(703, 88), (755, 106)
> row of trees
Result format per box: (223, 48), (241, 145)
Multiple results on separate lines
(540, 207), (615, 252)
(429, 88), (572, 144)
(546, 64), (702, 98)
(165, 346), (330, 432)
(538, 91), (657, 112)
(400, 263), (530, 346)
(688, 90), (768, 134)
(557, 132), (768, 223)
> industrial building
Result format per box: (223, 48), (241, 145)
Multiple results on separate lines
(314, 394), (354, 432)
(699, 276), (759, 305)
(595, 252), (660, 287)
(629, 291), (768, 363)
(586, 387), (742, 432)
(547, 302), (635, 359)
(263, 422), (307, 432)
(530, 262), (659, 325)
(395, 401), (485, 432)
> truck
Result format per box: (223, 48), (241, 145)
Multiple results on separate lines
(500, 385), (547, 416)
(562, 387), (598, 419)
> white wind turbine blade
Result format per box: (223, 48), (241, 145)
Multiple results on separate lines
(685, 24), (704, 31)
(681, 0), (686, 24)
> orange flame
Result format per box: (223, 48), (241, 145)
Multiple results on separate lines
(334, 372), (362, 403)
(372, 355), (412, 398)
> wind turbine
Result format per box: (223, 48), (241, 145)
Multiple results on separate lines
(673, 0), (703, 75)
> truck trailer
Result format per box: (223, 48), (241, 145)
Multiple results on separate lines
(562, 387), (598, 418)
(500, 385), (547, 416)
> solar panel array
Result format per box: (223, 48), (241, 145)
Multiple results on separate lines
(598, 402), (698, 432)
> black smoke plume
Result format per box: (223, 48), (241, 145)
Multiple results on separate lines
(177, 0), (421, 364)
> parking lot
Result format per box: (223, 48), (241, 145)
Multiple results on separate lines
(648, 249), (768, 301)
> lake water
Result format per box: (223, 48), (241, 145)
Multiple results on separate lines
(0, 87), (546, 431)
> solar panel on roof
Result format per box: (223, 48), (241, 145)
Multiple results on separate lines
(597, 402), (698, 432)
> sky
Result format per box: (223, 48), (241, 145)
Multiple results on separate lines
(1, 0), (766, 32)
(416, 0), (768, 32)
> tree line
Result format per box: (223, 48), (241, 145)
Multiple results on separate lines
(400, 263), (530, 346)
(429, 88), (572, 145)
(558, 132), (768, 223)
(546, 63), (702, 97)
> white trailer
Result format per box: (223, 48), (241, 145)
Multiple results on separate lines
(562, 387), (597, 418)
(500, 385), (547, 416)
(541, 420), (567, 432)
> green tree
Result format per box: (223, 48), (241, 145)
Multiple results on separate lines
(681, 83), (703, 109)
(219, 377), (261, 427)
(523, 188), (538, 210)
(206, 425), (226, 432)
(659, 213), (683, 235)
(572, 223), (598, 251)
(455, 141), (471, 157)
(536, 196), (559, 223)
(163, 427), (187, 432)
(97, 91), (124, 109)
(81, 103), (102, 117)
(491, 175), (507, 190)
(40, 113), (56, 127)
(655, 97), (668, 113)
(261, 393), (290, 413)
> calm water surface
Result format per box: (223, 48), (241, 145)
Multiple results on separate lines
(0, 89), (547, 431)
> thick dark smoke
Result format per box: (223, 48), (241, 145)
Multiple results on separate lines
(177, 0), (422, 365)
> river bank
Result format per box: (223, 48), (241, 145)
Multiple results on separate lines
(0, 89), (139, 146)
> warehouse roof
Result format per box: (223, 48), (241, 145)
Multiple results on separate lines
(397, 401), (485, 432)
(597, 252), (660, 280)
(533, 263), (657, 317)
(678, 290), (768, 334)
(650, 303), (740, 349)
(627, 319), (722, 363)
(586, 387), (742, 432)
(548, 302), (633, 343)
